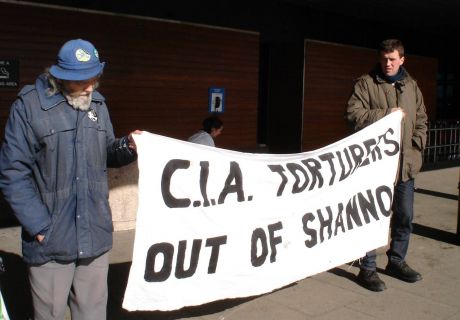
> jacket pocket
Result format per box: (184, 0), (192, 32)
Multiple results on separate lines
(31, 118), (77, 146)
(406, 146), (423, 179)
(42, 196), (78, 257)
(30, 118), (77, 183)
(87, 183), (113, 252)
(84, 121), (108, 168)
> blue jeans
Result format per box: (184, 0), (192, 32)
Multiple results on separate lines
(360, 179), (414, 271)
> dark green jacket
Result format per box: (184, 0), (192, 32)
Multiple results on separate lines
(345, 65), (428, 181)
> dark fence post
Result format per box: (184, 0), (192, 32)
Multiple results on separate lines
(458, 167), (460, 240)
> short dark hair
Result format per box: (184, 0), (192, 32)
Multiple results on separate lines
(378, 39), (405, 57)
(202, 116), (223, 133)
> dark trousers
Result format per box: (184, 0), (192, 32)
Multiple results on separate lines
(360, 179), (415, 271)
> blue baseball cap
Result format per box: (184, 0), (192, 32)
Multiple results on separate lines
(49, 39), (105, 81)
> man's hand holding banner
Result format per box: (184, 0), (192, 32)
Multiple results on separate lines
(123, 111), (403, 311)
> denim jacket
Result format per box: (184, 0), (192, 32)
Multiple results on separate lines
(0, 74), (136, 265)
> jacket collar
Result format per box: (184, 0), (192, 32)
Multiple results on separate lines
(35, 74), (105, 111)
(372, 64), (410, 85)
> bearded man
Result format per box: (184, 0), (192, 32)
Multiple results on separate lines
(0, 39), (140, 320)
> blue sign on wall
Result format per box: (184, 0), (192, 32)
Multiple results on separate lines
(208, 87), (225, 113)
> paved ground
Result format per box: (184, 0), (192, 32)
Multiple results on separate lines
(1, 166), (459, 320)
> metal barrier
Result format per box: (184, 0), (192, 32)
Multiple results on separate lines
(424, 121), (460, 240)
(458, 168), (460, 239)
(423, 121), (460, 164)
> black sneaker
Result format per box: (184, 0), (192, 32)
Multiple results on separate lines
(385, 261), (422, 283)
(357, 269), (387, 292)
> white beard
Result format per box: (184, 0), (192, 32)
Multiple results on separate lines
(65, 92), (92, 111)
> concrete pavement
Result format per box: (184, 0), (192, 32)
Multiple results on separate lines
(1, 166), (459, 320)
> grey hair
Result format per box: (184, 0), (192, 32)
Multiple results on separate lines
(44, 68), (61, 97)
(43, 68), (100, 97)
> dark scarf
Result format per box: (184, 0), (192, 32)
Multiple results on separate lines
(378, 66), (405, 83)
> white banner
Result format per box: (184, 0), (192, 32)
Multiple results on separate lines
(0, 289), (10, 320)
(123, 111), (403, 311)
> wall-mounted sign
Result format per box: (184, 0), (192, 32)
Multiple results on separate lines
(0, 59), (19, 88)
(208, 87), (225, 113)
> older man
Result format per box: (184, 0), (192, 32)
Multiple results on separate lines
(0, 39), (139, 319)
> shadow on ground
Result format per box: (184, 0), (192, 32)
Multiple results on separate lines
(0, 254), (253, 320)
(414, 188), (459, 201)
(108, 261), (259, 319)
(2, 223), (458, 319)
(412, 223), (459, 246)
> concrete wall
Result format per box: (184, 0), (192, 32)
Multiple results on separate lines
(108, 162), (139, 231)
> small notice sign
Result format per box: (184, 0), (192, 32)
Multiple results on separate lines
(0, 60), (19, 88)
(208, 87), (225, 113)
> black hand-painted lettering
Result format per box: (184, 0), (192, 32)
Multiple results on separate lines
(334, 203), (345, 236)
(286, 163), (309, 194)
(161, 159), (191, 208)
(337, 149), (353, 181)
(199, 161), (211, 207)
(268, 222), (283, 263)
(301, 158), (324, 190)
(382, 128), (399, 156)
(144, 243), (174, 282)
(268, 164), (288, 196)
(345, 195), (363, 230)
(175, 239), (202, 279)
(318, 152), (336, 186)
(317, 207), (333, 243)
(376, 185), (392, 217)
(218, 161), (245, 204)
(205, 236), (227, 274)
(348, 144), (365, 173)
(361, 138), (377, 166)
(358, 190), (379, 223)
(302, 212), (317, 248)
(251, 228), (268, 267)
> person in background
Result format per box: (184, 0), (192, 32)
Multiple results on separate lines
(0, 39), (140, 320)
(345, 39), (427, 292)
(188, 116), (223, 147)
